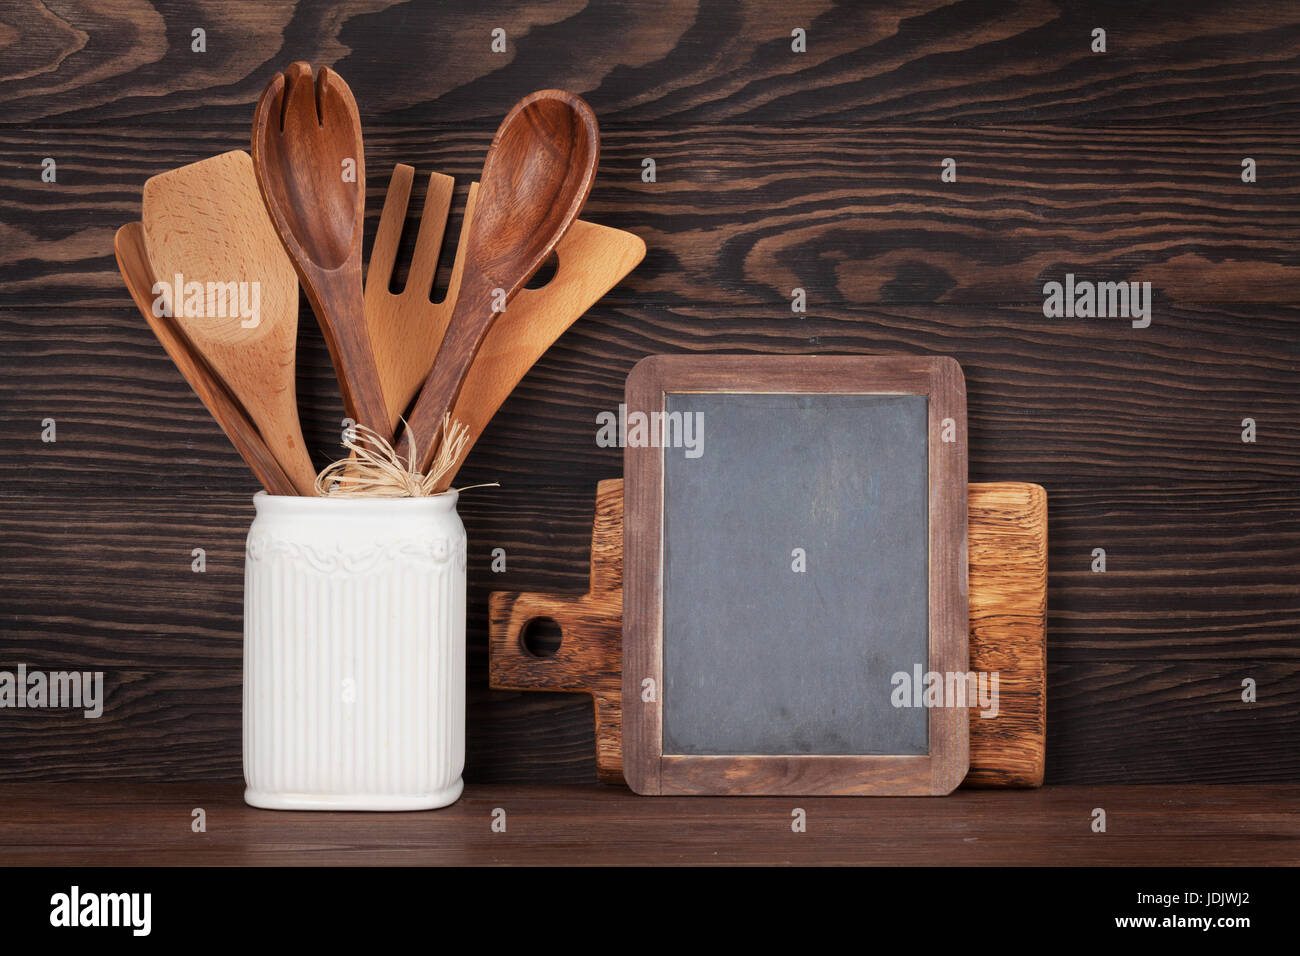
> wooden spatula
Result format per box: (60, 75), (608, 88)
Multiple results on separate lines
(114, 222), (298, 497)
(365, 165), (645, 479)
(141, 150), (317, 496)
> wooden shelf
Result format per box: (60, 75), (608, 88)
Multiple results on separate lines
(0, 784), (1295, 866)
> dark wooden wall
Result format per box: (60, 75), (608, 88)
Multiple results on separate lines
(1, 0), (1296, 785)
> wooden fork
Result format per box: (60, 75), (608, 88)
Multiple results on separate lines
(364, 165), (645, 479)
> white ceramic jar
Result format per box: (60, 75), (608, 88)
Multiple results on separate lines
(242, 492), (466, 810)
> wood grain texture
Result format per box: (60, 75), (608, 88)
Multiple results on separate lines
(490, 479), (625, 782)
(0, 783), (1296, 866)
(622, 354), (968, 796)
(1, 484), (1289, 669)
(965, 481), (1047, 786)
(0, 659), (1290, 786)
(4, 302), (1296, 491)
(490, 479), (1046, 787)
(3, 0), (1298, 128)
(488, 591), (624, 780)
(928, 354), (970, 793)
(7, 126), (1300, 310)
(622, 360), (664, 794)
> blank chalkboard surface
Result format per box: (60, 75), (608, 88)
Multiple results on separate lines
(624, 354), (969, 796)
(662, 392), (930, 756)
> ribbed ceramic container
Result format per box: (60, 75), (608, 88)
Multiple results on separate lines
(242, 492), (466, 810)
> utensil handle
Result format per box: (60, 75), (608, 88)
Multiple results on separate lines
(488, 477), (625, 782)
(306, 268), (391, 439)
(398, 273), (498, 475)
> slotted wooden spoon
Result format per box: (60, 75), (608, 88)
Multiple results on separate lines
(251, 62), (389, 439)
(141, 150), (317, 495)
(114, 222), (298, 496)
(396, 90), (600, 477)
(366, 165), (644, 480)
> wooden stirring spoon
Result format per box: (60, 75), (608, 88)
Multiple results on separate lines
(141, 150), (317, 495)
(396, 90), (600, 477)
(114, 223), (298, 497)
(252, 62), (389, 439)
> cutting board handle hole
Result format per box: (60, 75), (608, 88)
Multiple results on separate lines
(520, 616), (563, 658)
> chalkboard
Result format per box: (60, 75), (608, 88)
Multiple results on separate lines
(623, 354), (969, 796)
(662, 392), (930, 756)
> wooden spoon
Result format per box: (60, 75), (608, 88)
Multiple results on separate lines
(141, 150), (317, 495)
(366, 167), (644, 457)
(396, 89), (601, 477)
(114, 222), (298, 497)
(251, 62), (389, 439)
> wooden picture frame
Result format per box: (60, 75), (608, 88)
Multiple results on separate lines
(623, 354), (969, 795)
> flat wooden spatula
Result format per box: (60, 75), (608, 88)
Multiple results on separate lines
(141, 150), (316, 495)
(114, 222), (298, 497)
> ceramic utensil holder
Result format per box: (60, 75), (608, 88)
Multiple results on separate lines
(242, 492), (466, 810)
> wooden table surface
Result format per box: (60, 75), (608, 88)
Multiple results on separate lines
(1, 784), (1295, 866)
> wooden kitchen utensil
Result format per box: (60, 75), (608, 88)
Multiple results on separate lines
(252, 62), (390, 439)
(114, 223), (298, 497)
(366, 164), (645, 475)
(366, 164), (453, 429)
(140, 150), (317, 495)
(396, 90), (600, 476)
(490, 479), (1047, 788)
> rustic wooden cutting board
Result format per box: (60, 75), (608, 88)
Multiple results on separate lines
(490, 478), (1046, 788)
